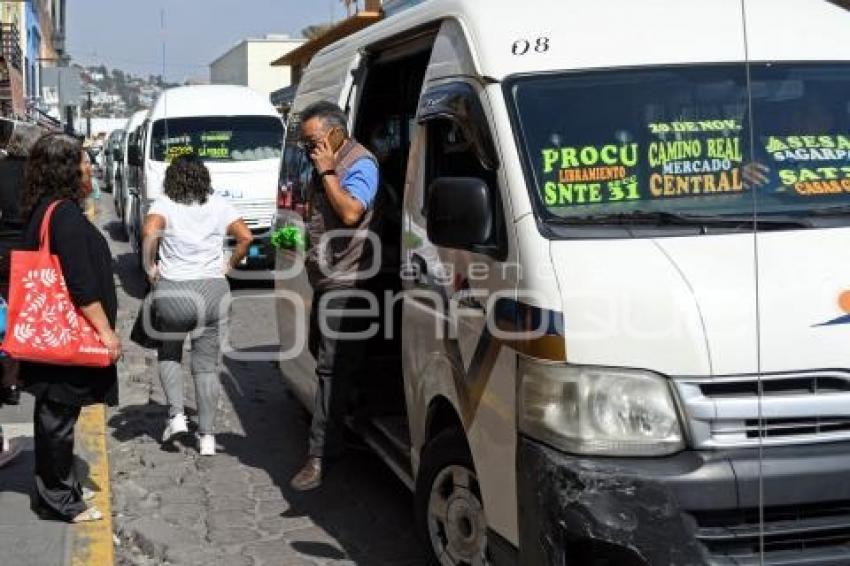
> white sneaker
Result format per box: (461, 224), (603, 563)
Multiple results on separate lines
(162, 414), (188, 443)
(198, 434), (216, 456)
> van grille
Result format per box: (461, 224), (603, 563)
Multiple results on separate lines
(674, 371), (850, 449)
(690, 501), (850, 565)
(233, 199), (275, 229)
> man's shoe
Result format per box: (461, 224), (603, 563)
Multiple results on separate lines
(162, 414), (188, 443)
(290, 457), (323, 492)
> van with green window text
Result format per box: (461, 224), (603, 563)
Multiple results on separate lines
(274, 1), (850, 564)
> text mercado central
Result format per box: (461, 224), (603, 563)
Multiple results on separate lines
(510, 62), (850, 224)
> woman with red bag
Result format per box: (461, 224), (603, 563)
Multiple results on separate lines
(18, 133), (122, 523)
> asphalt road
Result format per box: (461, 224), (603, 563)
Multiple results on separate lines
(99, 198), (427, 565)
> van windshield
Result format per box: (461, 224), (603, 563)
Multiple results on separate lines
(507, 63), (850, 227)
(150, 116), (284, 163)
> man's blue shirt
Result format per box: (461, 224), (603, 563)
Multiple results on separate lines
(342, 158), (379, 209)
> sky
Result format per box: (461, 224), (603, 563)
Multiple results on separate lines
(67, 1), (347, 82)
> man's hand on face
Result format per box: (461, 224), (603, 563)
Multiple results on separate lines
(310, 136), (336, 173)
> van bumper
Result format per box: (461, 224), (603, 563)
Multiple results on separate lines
(226, 228), (274, 270)
(518, 435), (850, 566)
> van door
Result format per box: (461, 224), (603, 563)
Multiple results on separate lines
(746, 4), (850, 564)
(403, 80), (520, 561)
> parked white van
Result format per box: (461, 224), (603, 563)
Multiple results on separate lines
(117, 109), (148, 240)
(275, 0), (850, 564)
(127, 85), (284, 268)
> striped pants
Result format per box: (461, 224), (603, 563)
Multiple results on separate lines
(153, 278), (230, 435)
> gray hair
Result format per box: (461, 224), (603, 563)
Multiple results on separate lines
(300, 101), (349, 136)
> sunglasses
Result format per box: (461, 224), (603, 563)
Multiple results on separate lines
(297, 140), (319, 153)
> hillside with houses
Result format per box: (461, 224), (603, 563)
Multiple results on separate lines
(77, 64), (181, 118)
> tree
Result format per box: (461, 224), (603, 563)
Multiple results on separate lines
(301, 23), (332, 40)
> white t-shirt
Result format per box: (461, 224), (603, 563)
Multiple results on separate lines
(148, 194), (241, 281)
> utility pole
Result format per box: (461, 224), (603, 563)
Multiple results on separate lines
(86, 89), (92, 137)
(50, 0), (73, 133)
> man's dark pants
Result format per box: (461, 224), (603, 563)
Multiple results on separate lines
(307, 289), (370, 459)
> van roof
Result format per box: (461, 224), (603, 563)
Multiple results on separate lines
(148, 85), (279, 122)
(309, 0), (850, 81)
(125, 109), (148, 132)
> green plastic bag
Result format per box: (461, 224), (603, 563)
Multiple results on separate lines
(271, 224), (307, 252)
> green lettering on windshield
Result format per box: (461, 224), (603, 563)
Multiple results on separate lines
(539, 142), (641, 207)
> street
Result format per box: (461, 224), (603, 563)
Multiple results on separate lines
(101, 201), (426, 566)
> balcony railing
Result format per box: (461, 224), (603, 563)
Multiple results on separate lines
(0, 23), (23, 71)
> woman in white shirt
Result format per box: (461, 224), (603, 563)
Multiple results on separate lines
(141, 155), (252, 456)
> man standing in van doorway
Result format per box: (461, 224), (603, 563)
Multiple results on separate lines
(290, 101), (380, 492)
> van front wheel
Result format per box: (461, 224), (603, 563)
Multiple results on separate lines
(416, 429), (490, 566)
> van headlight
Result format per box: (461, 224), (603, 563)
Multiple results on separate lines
(518, 359), (684, 456)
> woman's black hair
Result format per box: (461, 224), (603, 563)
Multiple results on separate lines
(163, 154), (213, 205)
(21, 132), (84, 218)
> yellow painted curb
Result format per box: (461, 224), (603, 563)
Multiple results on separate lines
(71, 404), (114, 566)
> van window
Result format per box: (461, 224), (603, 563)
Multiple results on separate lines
(150, 116), (284, 163)
(424, 118), (497, 209)
(507, 63), (850, 227)
(280, 119), (313, 212)
(425, 117), (505, 255)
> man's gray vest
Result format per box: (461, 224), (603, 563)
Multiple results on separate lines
(306, 139), (378, 290)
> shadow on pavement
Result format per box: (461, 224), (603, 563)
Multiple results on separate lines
(113, 253), (147, 301)
(106, 345), (426, 563)
(0, 438), (94, 520)
(219, 344), (427, 563)
(108, 397), (204, 458)
(99, 197), (427, 562)
(290, 540), (347, 560)
(100, 219), (128, 243)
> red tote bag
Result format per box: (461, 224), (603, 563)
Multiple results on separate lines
(0, 201), (111, 367)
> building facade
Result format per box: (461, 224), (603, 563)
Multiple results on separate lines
(25, 0), (41, 101)
(0, 1), (25, 117)
(0, 0), (65, 122)
(268, 0), (424, 112)
(270, 0), (384, 114)
(210, 35), (304, 98)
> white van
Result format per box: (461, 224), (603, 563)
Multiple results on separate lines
(117, 109), (148, 240)
(127, 85), (284, 267)
(275, 1), (850, 564)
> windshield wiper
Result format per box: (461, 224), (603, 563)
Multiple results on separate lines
(549, 211), (809, 230)
(806, 205), (850, 217)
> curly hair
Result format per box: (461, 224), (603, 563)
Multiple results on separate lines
(21, 133), (84, 219)
(163, 154), (213, 205)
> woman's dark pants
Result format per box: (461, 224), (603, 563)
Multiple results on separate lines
(33, 398), (86, 520)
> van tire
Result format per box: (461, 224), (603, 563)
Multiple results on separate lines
(415, 428), (490, 566)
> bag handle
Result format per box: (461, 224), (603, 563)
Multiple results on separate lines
(38, 200), (64, 253)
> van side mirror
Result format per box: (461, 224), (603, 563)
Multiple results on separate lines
(128, 144), (142, 167)
(426, 177), (493, 252)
